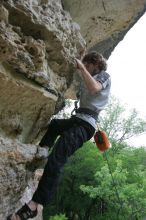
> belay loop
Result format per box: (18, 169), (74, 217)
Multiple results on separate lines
(94, 127), (110, 151)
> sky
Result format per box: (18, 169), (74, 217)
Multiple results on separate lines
(107, 12), (146, 147)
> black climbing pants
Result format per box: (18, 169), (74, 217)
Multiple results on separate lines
(32, 116), (95, 206)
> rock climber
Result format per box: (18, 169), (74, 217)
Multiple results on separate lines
(7, 51), (111, 220)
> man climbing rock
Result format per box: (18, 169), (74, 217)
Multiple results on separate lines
(7, 51), (111, 220)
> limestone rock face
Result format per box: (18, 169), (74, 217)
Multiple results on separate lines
(0, 0), (146, 219)
(62, 0), (146, 57)
(0, 0), (85, 142)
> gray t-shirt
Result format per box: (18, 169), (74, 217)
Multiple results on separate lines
(75, 70), (111, 129)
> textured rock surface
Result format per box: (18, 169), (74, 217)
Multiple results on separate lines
(63, 0), (146, 57)
(0, 0), (146, 219)
(0, 62), (57, 144)
(0, 136), (48, 220)
(0, 0), (85, 143)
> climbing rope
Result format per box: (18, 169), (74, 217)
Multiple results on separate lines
(103, 151), (126, 220)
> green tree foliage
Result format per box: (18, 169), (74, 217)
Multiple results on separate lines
(80, 152), (146, 219)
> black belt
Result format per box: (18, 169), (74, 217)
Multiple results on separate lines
(75, 107), (99, 120)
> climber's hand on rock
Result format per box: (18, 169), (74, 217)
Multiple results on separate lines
(75, 58), (85, 71)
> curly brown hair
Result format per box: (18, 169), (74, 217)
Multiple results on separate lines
(82, 51), (107, 71)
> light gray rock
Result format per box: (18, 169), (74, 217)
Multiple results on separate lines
(62, 0), (146, 57)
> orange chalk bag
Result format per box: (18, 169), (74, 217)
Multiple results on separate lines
(94, 126), (110, 152)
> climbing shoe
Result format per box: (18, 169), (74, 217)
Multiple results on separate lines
(7, 203), (38, 220)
